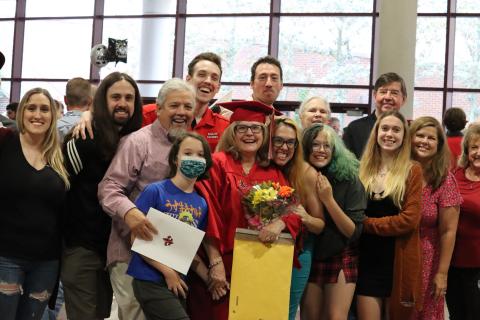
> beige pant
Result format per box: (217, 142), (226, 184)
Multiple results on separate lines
(108, 262), (145, 320)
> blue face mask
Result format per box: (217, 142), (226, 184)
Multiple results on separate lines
(179, 156), (206, 179)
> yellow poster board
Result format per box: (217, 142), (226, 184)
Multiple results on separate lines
(229, 228), (294, 320)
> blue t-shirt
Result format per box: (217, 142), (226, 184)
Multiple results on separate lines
(127, 179), (208, 282)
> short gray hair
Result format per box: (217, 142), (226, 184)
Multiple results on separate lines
(157, 78), (196, 107)
(298, 96), (331, 116)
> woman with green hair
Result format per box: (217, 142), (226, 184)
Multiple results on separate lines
(301, 123), (366, 319)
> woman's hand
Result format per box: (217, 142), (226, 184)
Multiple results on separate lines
(72, 110), (94, 140)
(207, 262), (229, 300)
(163, 267), (189, 298)
(258, 219), (285, 243)
(316, 173), (333, 203)
(433, 272), (448, 299)
(292, 204), (310, 223)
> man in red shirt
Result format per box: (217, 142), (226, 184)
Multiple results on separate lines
(143, 52), (229, 152)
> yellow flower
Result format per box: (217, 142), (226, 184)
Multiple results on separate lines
(251, 187), (278, 206)
(263, 187), (278, 201)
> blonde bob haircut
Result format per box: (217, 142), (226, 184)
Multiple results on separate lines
(359, 110), (411, 208)
(410, 116), (450, 190)
(458, 122), (480, 169)
(17, 87), (69, 189)
(215, 121), (270, 167)
(274, 118), (306, 201)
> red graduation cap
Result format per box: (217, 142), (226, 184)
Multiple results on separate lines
(217, 100), (283, 124)
(217, 100), (283, 159)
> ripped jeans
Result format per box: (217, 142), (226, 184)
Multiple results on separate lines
(0, 256), (59, 320)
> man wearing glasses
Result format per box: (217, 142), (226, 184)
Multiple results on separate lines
(343, 72), (407, 159)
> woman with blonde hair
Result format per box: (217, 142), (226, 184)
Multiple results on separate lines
(357, 110), (422, 320)
(409, 116), (461, 320)
(271, 117), (324, 320)
(0, 88), (69, 319)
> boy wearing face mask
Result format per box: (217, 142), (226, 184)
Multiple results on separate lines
(126, 132), (213, 319)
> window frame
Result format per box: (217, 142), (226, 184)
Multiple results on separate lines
(5, 0), (378, 115)
(416, 0), (480, 118)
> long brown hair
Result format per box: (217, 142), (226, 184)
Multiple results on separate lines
(274, 118), (307, 201)
(17, 87), (69, 188)
(93, 72), (143, 160)
(410, 116), (450, 190)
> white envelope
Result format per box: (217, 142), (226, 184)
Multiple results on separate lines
(131, 207), (205, 275)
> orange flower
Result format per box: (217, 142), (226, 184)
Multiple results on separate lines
(272, 182), (280, 190)
(278, 185), (294, 198)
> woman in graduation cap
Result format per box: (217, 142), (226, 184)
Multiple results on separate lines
(193, 100), (302, 320)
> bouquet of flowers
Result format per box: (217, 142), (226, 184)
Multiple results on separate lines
(242, 181), (297, 230)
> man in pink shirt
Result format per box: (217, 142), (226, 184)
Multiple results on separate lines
(98, 78), (196, 320)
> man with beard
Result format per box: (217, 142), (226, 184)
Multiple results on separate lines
(97, 78), (196, 320)
(343, 72), (407, 159)
(61, 72), (143, 320)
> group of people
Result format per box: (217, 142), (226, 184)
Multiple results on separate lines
(0, 51), (478, 320)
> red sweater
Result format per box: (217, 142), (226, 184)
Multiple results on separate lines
(451, 168), (480, 267)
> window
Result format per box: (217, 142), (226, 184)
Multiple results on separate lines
(184, 17), (270, 84)
(3, 0), (377, 117)
(0, 0), (16, 18)
(22, 19), (93, 79)
(414, 0), (480, 121)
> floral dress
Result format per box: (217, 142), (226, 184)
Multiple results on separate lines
(411, 172), (462, 320)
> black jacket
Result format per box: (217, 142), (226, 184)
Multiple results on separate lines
(343, 113), (377, 159)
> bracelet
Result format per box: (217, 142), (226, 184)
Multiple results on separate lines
(208, 259), (223, 269)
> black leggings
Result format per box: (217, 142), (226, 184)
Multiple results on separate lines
(446, 267), (480, 320)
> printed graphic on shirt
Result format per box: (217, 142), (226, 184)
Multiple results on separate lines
(136, 179), (207, 229)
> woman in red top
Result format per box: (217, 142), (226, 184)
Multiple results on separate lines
(194, 101), (302, 320)
(409, 117), (462, 320)
(446, 123), (480, 320)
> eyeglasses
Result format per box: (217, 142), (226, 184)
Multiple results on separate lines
(312, 142), (331, 152)
(235, 124), (263, 134)
(272, 137), (297, 149)
(376, 89), (402, 98)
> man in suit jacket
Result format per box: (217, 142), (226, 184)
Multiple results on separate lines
(343, 72), (407, 159)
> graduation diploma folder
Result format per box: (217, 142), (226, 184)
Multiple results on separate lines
(229, 228), (294, 320)
(131, 207), (205, 275)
